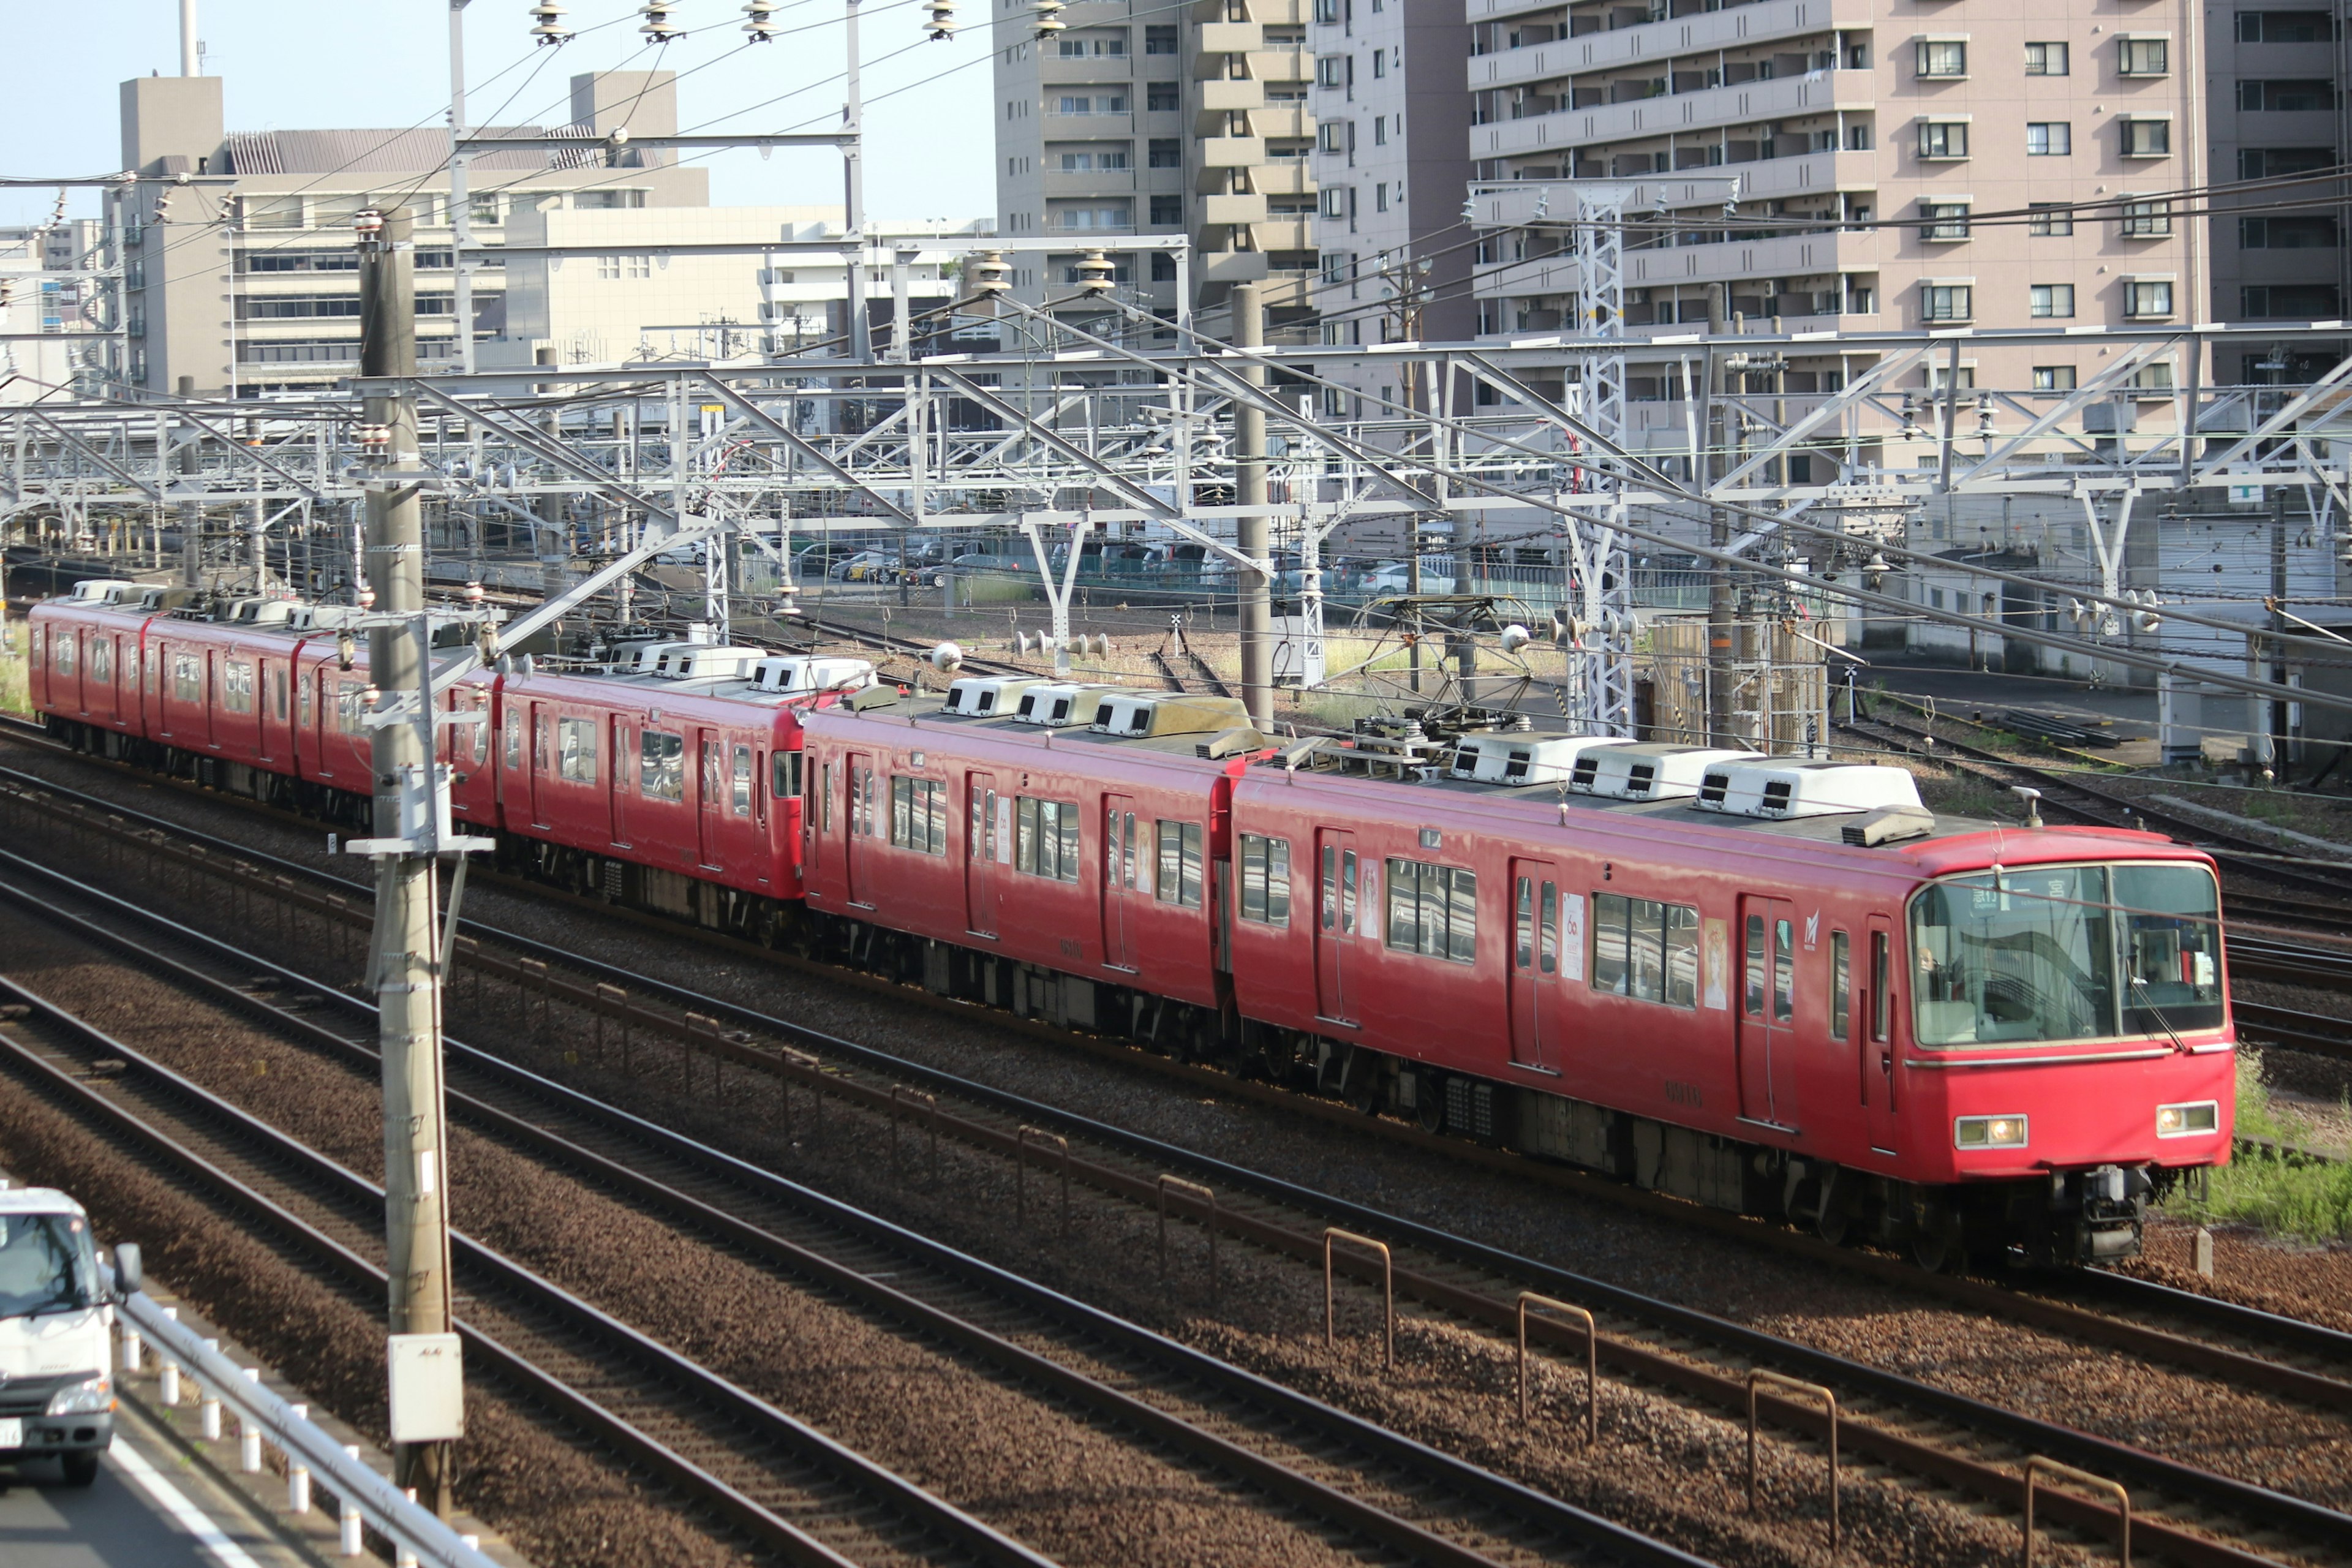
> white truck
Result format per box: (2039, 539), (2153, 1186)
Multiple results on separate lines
(0, 1187), (138, 1487)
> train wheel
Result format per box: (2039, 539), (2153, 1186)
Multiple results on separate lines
(1814, 1172), (1852, 1246)
(1416, 1076), (1446, 1133)
(1911, 1197), (1959, 1273)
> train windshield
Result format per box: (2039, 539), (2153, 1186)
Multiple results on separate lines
(1909, 862), (2223, 1047)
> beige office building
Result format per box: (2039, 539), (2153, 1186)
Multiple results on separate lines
(993, 0), (1322, 336)
(1463, 0), (2202, 445)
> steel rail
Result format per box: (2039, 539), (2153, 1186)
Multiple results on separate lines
(0, 808), (2339, 1568)
(0, 974), (1040, 1568)
(0, 865), (1705, 1568)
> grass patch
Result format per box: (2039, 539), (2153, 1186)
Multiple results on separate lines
(0, 616), (26, 718)
(2163, 1053), (2352, 1243)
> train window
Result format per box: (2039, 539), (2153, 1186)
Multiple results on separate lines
(298, 671), (314, 725)
(1743, 915), (1766, 1015)
(774, 751), (804, 803)
(90, 639), (113, 685)
(1773, 918), (1794, 1022)
(53, 634), (74, 676)
(1540, 882), (1558, 974)
(1239, 834), (1289, 925)
(821, 763), (835, 832)
(891, 777), (948, 853)
(1014, 796), (1081, 881)
(558, 718), (597, 783)
(732, 745), (754, 815)
(270, 666), (288, 722)
(1595, 894), (1698, 1007)
(503, 710), (521, 769)
(1831, 932), (1851, 1041)
(126, 647), (141, 688)
(2114, 865), (2225, 1033)
(640, 730), (685, 801)
(337, 680), (366, 735)
(1870, 932), (1891, 1042)
(1155, 821), (1204, 908)
(1515, 878), (1534, 968)
(223, 661), (254, 715)
(172, 655), (202, 704)
(1385, 858), (1477, 963)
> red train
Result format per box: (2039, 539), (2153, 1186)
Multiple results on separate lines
(29, 581), (2236, 1267)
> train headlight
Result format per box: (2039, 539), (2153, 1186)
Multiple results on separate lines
(2156, 1101), (2219, 1137)
(1954, 1115), (2029, 1150)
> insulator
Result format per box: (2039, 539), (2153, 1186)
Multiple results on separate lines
(0, 281), (13, 309)
(354, 422), (392, 447)
(967, 249), (1012, 293)
(639, 2), (684, 42)
(924, 0), (956, 39)
(1033, 0), (1065, 34)
(529, 1), (575, 43)
(1074, 249), (1116, 295)
(742, 0), (780, 38)
(352, 207), (385, 239)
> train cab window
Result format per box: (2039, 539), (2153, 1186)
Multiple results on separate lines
(1014, 796), (1081, 881)
(1595, 894), (1698, 1006)
(1386, 858), (1477, 963)
(1831, 932), (1852, 1040)
(732, 745), (755, 816)
(1238, 833), (1290, 925)
(1155, 821), (1204, 907)
(1870, 932), (1891, 1042)
(640, 730), (685, 801)
(557, 718), (597, 783)
(891, 776), (948, 853)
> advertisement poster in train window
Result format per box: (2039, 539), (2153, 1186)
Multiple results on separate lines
(1701, 918), (1729, 1009)
(1558, 891), (1587, 982)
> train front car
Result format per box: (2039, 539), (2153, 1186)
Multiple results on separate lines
(1898, 830), (2232, 1265)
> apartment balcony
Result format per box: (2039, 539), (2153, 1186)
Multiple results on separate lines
(1045, 170), (1139, 195)
(1196, 78), (1265, 112)
(1202, 192), (1270, 224)
(1197, 135), (1268, 168)
(1196, 20), (1262, 58)
(1469, 0), (1863, 83)
(1467, 153), (1874, 225)
(1256, 160), (1315, 195)
(1252, 218), (1316, 249)
(1250, 105), (1316, 137)
(1477, 69), (1866, 158)
(1261, 271), (1317, 307)
(1471, 228), (1882, 300)
(1248, 48), (1314, 83)
(1042, 57), (1136, 83)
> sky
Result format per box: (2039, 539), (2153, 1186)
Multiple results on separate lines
(0, 0), (995, 227)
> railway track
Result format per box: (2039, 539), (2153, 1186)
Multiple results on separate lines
(3, 772), (2350, 1568)
(1838, 707), (2352, 915)
(793, 612), (1041, 681)
(0, 859), (1711, 1568)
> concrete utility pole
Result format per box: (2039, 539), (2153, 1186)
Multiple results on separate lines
(842, 0), (869, 363)
(2271, 484), (2290, 773)
(1232, 282), (1271, 728)
(447, 1), (477, 377)
(356, 205), (458, 1518)
(175, 376), (200, 588)
(1703, 285), (1734, 746)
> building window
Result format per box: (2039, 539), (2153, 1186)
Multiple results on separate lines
(1150, 194), (1183, 224)
(1371, 49), (1386, 77)
(2132, 364), (2175, 393)
(1238, 834), (1291, 926)
(2125, 279), (2174, 317)
(2237, 80), (2334, 111)
(2241, 283), (2343, 316)
(1148, 137), (1182, 167)
(1922, 283), (1972, 320)
(1916, 121), (1969, 159)
(2033, 365), (2078, 391)
(1591, 894), (1700, 1007)
(1922, 202), (1970, 239)
(2117, 37), (2169, 74)
(1056, 148), (1130, 170)
(2028, 203), (2074, 236)
(1145, 23), (1177, 51)
(2026, 122), (2071, 155)
(1317, 57), (1346, 87)
(2120, 200), (2173, 236)
(1056, 93), (1128, 115)
(1372, 115), (1387, 145)
(1147, 80), (1178, 110)
(2238, 11), (2335, 42)
(1914, 40), (1968, 77)
(571, 190), (645, 209)
(2241, 146), (2335, 179)
(2029, 283), (2075, 318)
(890, 776), (948, 853)
(2024, 40), (2068, 74)
(2240, 214), (2340, 247)
(1385, 859), (1478, 963)
(1373, 183), (1389, 211)
(1317, 122), (1344, 153)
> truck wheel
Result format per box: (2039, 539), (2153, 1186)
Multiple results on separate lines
(61, 1450), (101, 1487)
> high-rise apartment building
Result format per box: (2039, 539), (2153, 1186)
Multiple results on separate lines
(992, 0), (1322, 336)
(1308, 0), (1476, 403)
(1461, 0), (2202, 444)
(2202, 2), (2347, 382)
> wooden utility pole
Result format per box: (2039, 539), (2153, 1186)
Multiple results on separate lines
(356, 203), (459, 1518)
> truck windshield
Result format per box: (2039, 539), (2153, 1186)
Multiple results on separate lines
(0, 1213), (99, 1317)
(1909, 862), (2223, 1047)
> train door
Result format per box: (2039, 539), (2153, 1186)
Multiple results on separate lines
(843, 750), (873, 905)
(1509, 858), (1565, 1070)
(1100, 793), (1140, 970)
(965, 771), (998, 937)
(697, 731), (724, 869)
(608, 715), (631, 846)
(1314, 828), (1359, 1024)
(1738, 895), (1798, 1128)
(1863, 918), (1899, 1153)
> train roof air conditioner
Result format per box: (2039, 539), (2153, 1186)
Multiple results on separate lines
(651, 645), (766, 680)
(941, 675), (1048, 715)
(748, 656), (876, 695)
(65, 578), (143, 604)
(1570, 744), (1750, 801)
(1452, 733), (1636, 785)
(1012, 682), (1123, 728)
(1692, 760), (1924, 820)
(1090, 692), (1251, 739)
